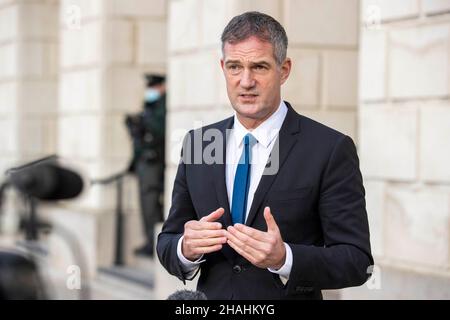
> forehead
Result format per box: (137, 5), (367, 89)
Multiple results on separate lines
(223, 36), (275, 62)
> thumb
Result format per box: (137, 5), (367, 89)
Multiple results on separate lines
(200, 207), (225, 222)
(263, 207), (278, 233)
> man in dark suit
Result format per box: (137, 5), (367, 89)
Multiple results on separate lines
(157, 11), (373, 300)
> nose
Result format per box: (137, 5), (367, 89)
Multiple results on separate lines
(239, 69), (256, 89)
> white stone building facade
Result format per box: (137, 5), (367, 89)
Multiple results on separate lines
(0, 0), (449, 299)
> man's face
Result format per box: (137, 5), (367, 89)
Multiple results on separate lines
(221, 36), (291, 128)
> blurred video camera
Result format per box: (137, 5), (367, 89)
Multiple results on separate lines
(0, 155), (87, 300)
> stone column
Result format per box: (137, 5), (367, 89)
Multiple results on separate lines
(341, 0), (450, 299)
(0, 0), (58, 232)
(54, 0), (167, 282)
(282, 0), (359, 141)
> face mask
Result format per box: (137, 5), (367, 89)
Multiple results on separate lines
(145, 88), (161, 103)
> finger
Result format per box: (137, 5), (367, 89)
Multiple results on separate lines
(189, 221), (222, 231)
(193, 244), (223, 255)
(187, 229), (227, 239)
(225, 228), (245, 247)
(226, 239), (256, 265)
(189, 237), (227, 247)
(200, 207), (225, 222)
(227, 226), (268, 252)
(233, 223), (267, 241)
(226, 228), (262, 259)
(263, 207), (279, 233)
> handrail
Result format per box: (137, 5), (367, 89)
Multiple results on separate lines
(91, 170), (128, 185)
(90, 170), (129, 266)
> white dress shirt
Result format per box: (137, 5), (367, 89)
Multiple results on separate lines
(177, 100), (293, 282)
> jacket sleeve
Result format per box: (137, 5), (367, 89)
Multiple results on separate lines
(286, 135), (374, 295)
(156, 132), (198, 283)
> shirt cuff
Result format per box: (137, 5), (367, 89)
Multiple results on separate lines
(177, 235), (205, 274)
(268, 242), (292, 282)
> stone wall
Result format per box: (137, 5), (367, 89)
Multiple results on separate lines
(50, 0), (167, 279)
(165, 0), (360, 217)
(338, 0), (450, 299)
(0, 0), (58, 233)
(0, 0), (168, 298)
(2, 0), (448, 299)
(157, 0), (360, 299)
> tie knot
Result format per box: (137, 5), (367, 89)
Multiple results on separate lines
(243, 133), (257, 147)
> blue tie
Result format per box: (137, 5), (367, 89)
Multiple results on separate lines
(231, 134), (256, 225)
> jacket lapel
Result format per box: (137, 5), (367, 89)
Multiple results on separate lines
(212, 116), (233, 226)
(245, 103), (301, 227)
(212, 116), (236, 263)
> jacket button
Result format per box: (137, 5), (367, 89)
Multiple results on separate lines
(232, 265), (242, 274)
(295, 286), (314, 294)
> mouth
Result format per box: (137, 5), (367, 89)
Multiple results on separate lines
(238, 94), (258, 101)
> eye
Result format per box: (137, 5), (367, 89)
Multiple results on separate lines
(253, 65), (267, 72)
(226, 64), (242, 75)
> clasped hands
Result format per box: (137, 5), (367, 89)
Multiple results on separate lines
(182, 207), (286, 270)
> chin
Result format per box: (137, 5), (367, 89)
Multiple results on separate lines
(234, 102), (261, 116)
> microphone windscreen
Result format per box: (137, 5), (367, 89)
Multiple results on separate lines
(41, 164), (84, 200)
(7, 163), (84, 201)
(8, 165), (56, 199)
(166, 289), (208, 300)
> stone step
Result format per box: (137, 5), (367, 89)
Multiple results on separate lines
(131, 254), (155, 271)
(98, 265), (154, 289)
(91, 265), (155, 300)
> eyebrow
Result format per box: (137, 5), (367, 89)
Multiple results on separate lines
(251, 61), (271, 67)
(224, 60), (242, 65)
(224, 60), (271, 67)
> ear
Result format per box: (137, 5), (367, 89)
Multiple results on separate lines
(220, 59), (225, 72)
(280, 58), (292, 85)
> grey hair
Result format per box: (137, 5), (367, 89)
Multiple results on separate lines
(221, 11), (288, 66)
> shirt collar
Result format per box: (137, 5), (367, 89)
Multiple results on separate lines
(233, 100), (288, 148)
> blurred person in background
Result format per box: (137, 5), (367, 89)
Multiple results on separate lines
(126, 74), (166, 257)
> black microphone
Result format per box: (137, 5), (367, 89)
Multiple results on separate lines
(6, 162), (83, 201)
(166, 289), (208, 300)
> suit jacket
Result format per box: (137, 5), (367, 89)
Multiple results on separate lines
(157, 102), (373, 300)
